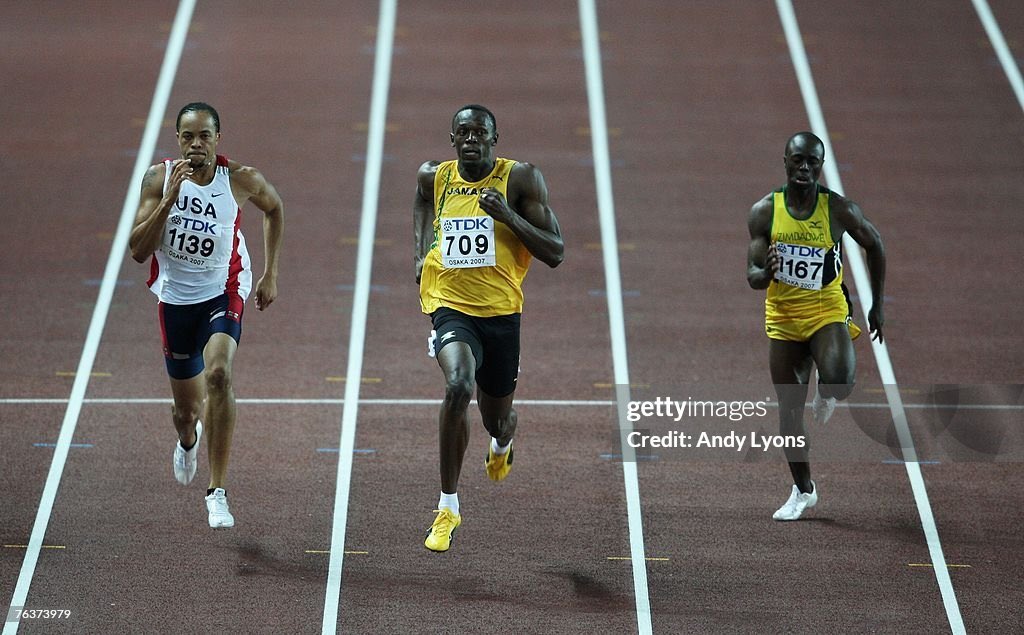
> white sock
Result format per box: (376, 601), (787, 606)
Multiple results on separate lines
(490, 437), (512, 456)
(438, 491), (459, 515)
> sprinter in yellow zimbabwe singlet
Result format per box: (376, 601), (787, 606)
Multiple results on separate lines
(764, 184), (861, 342)
(413, 105), (564, 552)
(747, 132), (886, 522)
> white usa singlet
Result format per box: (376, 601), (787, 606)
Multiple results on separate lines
(147, 155), (252, 305)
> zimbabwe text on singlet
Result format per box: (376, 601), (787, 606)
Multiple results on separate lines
(766, 184), (846, 316)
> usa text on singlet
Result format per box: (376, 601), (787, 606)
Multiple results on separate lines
(146, 155), (253, 305)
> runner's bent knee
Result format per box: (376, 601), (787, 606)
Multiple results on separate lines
(444, 371), (475, 406)
(204, 363), (232, 393)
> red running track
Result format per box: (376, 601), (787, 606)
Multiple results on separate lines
(2, 1), (1022, 633)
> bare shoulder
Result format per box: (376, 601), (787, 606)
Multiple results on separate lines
(418, 160), (441, 178)
(227, 160), (274, 199)
(827, 189), (856, 213)
(508, 161), (547, 198)
(417, 160), (441, 190)
(510, 160), (543, 182)
(827, 189), (867, 228)
(140, 161), (167, 193)
(751, 191), (774, 212)
(749, 191), (774, 221)
(227, 160), (264, 184)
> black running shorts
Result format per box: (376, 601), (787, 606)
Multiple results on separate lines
(430, 307), (521, 398)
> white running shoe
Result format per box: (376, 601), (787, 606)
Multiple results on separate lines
(172, 420), (203, 485)
(205, 488), (235, 529)
(773, 482), (818, 521)
(811, 374), (836, 425)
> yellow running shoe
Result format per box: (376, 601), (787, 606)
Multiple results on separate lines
(484, 442), (514, 482)
(424, 508), (461, 552)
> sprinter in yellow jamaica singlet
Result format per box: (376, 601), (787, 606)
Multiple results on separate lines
(414, 105), (564, 551)
(746, 132), (886, 521)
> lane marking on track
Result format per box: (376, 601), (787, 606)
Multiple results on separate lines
(321, 1), (396, 633)
(82, 279), (133, 287)
(0, 397), (618, 406)
(339, 236), (393, 246)
(601, 454), (659, 462)
(607, 556), (669, 562)
(351, 122), (399, 133)
(54, 372), (111, 378)
(5, 397), (1022, 410)
(776, 3), (965, 633)
(32, 443), (93, 449)
(575, 126), (622, 137)
(592, 382), (649, 389)
(335, 283), (390, 292)
(307, 550), (369, 555)
(324, 377), (382, 383)
(579, 1), (652, 632)
(2, 3), (197, 634)
(316, 448), (376, 454)
(909, 563), (971, 569)
(883, 460), (941, 465)
(971, 0), (1024, 114)
(3, 546), (65, 550)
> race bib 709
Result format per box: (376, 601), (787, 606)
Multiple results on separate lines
(441, 216), (496, 268)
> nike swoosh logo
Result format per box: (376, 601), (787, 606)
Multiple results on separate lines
(212, 192), (225, 197)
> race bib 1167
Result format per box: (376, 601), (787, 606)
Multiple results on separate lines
(774, 241), (824, 290)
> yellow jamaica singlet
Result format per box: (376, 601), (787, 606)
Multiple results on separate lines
(419, 158), (533, 317)
(765, 185), (861, 342)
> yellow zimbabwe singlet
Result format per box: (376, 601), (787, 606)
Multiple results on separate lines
(419, 158), (533, 317)
(764, 185), (861, 342)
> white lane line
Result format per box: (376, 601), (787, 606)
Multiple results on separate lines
(1, 2), (197, 634)
(971, 0), (1024, 114)
(578, 1), (652, 632)
(8, 397), (1024, 411)
(4, 398), (1020, 410)
(0, 398), (616, 406)
(320, 0), (396, 632)
(775, 2), (966, 633)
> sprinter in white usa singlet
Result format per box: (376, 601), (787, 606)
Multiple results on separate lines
(129, 102), (284, 529)
(147, 154), (252, 305)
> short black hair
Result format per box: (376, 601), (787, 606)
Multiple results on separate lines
(785, 131), (823, 156)
(176, 102), (221, 133)
(451, 104), (497, 133)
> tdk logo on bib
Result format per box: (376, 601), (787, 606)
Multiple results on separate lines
(443, 217), (492, 232)
(778, 244), (822, 258)
(181, 218), (218, 235)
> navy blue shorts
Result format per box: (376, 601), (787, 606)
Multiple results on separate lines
(430, 307), (521, 398)
(158, 293), (243, 380)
